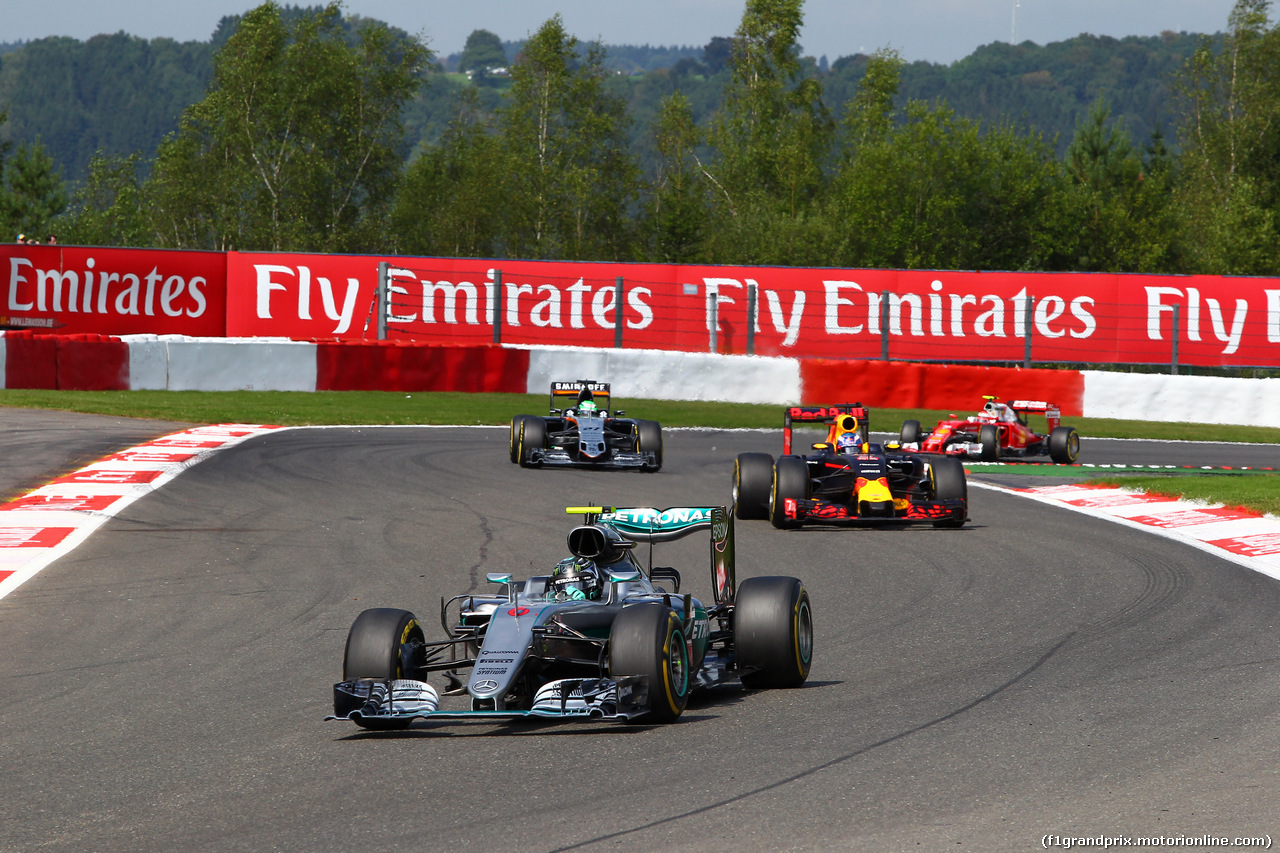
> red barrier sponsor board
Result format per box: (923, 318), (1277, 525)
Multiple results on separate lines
(2, 244), (226, 335)
(225, 253), (1280, 367)
(798, 359), (1086, 415)
(8, 244), (1280, 367)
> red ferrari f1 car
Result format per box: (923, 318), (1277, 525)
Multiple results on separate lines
(899, 396), (1080, 464)
(734, 404), (968, 529)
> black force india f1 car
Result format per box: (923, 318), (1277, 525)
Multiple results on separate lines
(733, 404), (968, 529)
(329, 505), (812, 729)
(509, 380), (663, 471)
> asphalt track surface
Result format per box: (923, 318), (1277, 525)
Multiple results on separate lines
(2, 412), (1279, 852)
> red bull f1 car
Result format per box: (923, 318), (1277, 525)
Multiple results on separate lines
(329, 505), (812, 730)
(509, 380), (663, 471)
(733, 404), (968, 529)
(899, 396), (1080, 464)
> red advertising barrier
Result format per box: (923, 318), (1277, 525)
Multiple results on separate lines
(315, 341), (530, 393)
(57, 335), (129, 390)
(800, 359), (1085, 416)
(2, 332), (129, 390)
(2, 244), (226, 336)
(4, 332), (58, 388)
(6, 243), (1280, 369)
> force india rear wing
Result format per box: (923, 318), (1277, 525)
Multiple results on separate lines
(782, 404), (869, 455)
(550, 380), (611, 414)
(567, 505), (736, 607)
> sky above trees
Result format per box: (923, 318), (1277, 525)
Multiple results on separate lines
(1, 0), (1239, 65)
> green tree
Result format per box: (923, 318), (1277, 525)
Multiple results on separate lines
(842, 48), (902, 152)
(641, 92), (710, 262)
(1, 139), (69, 241)
(389, 88), (507, 257)
(830, 101), (1065, 271)
(146, 1), (431, 252)
(56, 151), (151, 247)
(496, 15), (637, 260)
(1170, 0), (1280, 273)
(458, 29), (507, 73)
(704, 0), (832, 263)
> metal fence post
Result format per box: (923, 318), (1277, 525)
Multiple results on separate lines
(746, 281), (757, 356)
(709, 292), (719, 354)
(880, 291), (890, 360)
(492, 269), (502, 345)
(1023, 294), (1034, 368)
(1171, 303), (1180, 375)
(613, 276), (625, 349)
(376, 261), (389, 341)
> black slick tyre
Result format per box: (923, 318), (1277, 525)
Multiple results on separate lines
(518, 417), (546, 468)
(1049, 426), (1080, 464)
(636, 419), (663, 472)
(610, 604), (689, 723)
(733, 452), (774, 519)
(979, 424), (1000, 461)
(342, 608), (424, 730)
(929, 456), (968, 528)
(509, 416), (530, 463)
(735, 576), (813, 689)
(769, 456), (809, 529)
(900, 419), (922, 445)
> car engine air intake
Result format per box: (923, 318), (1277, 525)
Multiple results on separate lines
(568, 526), (607, 559)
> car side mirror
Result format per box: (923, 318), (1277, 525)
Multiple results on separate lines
(649, 566), (681, 593)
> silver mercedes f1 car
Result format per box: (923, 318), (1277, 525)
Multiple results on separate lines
(328, 504), (812, 730)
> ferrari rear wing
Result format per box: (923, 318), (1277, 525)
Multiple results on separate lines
(568, 505), (736, 606)
(1008, 400), (1061, 418)
(782, 404), (869, 455)
(550, 380), (611, 414)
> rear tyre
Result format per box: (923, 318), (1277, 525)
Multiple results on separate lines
(509, 416), (530, 463)
(610, 604), (689, 723)
(1049, 426), (1080, 464)
(979, 424), (1000, 461)
(768, 456), (809, 529)
(518, 417), (546, 468)
(900, 419), (922, 446)
(733, 452), (774, 519)
(636, 420), (663, 472)
(342, 608), (424, 730)
(736, 576), (813, 689)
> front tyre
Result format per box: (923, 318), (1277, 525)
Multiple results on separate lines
(1049, 426), (1080, 464)
(509, 416), (530, 463)
(900, 419), (922, 446)
(735, 576), (813, 689)
(610, 604), (689, 723)
(636, 419), (663, 472)
(929, 456), (968, 528)
(733, 452), (774, 519)
(341, 608), (425, 730)
(979, 424), (1000, 461)
(518, 417), (547, 468)
(769, 456), (809, 529)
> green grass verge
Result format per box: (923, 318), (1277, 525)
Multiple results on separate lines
(4, 389), (1280, 441)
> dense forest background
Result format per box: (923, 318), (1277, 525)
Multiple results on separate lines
(1, 0), (1278, 280)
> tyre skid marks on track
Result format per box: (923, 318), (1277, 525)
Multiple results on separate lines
(0, 424), (286, 602)
(543, 635), (1074, 853)
(971, 481), (1280, 581)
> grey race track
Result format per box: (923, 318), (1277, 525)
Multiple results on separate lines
(2, 413), (1279, 852)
